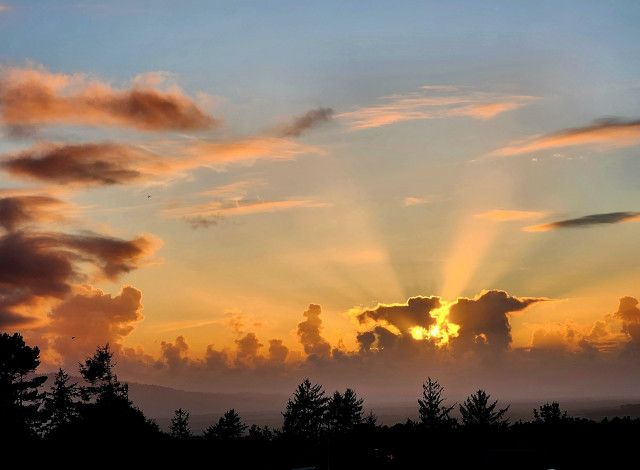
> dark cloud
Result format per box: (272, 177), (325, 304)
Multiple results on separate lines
(357, 296), (441, 334)
(448, 290), (545, 354)
(235, 332), (264, 366)
(160, 335), (191, 371)
(271, 107), (333, 137)
(0, 66), (217, 132)
(184, 215), (225, 229)
(0, 230), (159, 328)
(267, 339), (288, 364)
(1, 143), (145, 185)
(614, 296), (640, 324)
(526, 212), (640, 231)
(356, 331), (376, 353)
(297, 304), (332, 358)
(0, 195), (65, 231)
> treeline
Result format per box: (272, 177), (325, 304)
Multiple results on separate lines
(1, 332), (637, 469)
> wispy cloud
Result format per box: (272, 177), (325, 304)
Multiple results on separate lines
(266, 107), (334, 138)
(491, 118), (640, 157)
(0, 64), (217, 132)
(524, 211), (640, 232)
(476, 209), (547, 221)
(403, 197), (431, 207)
(336, 86), (537, 131)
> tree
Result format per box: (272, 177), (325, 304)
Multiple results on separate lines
(247, 424), (274, 441)
(169, 408), (192, 440)
(0, 332), (47, 438)
(41, 368), (79, 433)
(418, 377), (457, 430)
(204, 408), (248, 440)
(78, 343), (128, 404)
(327, 388), (365, 433)
(533, 402), (569, 424)
(459, 389), (510, 428)
(282, 378), (329, 441)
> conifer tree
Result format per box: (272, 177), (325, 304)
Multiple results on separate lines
(282, 378), (329, 440)
(170, 408), (192, 440)
(327, 388), (365, 433)
(459, 389), (510, 428)
(41, 368), (79, 433)
(418, 377), (456, 430)
(204, 408), (247, 440)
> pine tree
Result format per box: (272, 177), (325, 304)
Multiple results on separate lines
(41, 368), (79, 433)
(170, 408), (192, 440)
(459, 389), (510, 428)
(0, 332), (47, 438)
(204, 408), (248, 440)
(282, 378), (329, 441)
(418, 377), (456, 430)
(327, 388), (365, 433)
(78, 343), (128, 404)
(533, 402), (569, 424)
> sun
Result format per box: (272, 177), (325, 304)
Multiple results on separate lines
(409, 301), (460, 345)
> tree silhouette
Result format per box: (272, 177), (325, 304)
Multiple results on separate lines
(327, 388), (365, 433)
(78, 343), (128, 404)
(0, 332), (47, 438)
(204, 408), (248, 440)
(459, 389), (510, 428)
(533, 401), (569, 424)
(282, 378), (329, 441)
(41, 368), (79, 434)
(247, 424), (274, 441)
(170, 408), (192, 440)
(418, 376), (457, 430)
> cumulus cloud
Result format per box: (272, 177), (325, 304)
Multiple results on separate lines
(160, 335), (191, 371)
(524, 212), (640, 232)
(235, 332), (264, 366)
(297, 304), (332, 359)
(0, 64), (217, 132)
(448, 290), (546, 354)
(267, 338), (289, 364)
(336, 86), (536, 130)
(491, 118), (640, 157)
(0, 229), (161, 328)
(357, 296), (441, 334)
(0, 195), (69, 231)
(268, 107), (334, 137)
(48, 284), (144, 362)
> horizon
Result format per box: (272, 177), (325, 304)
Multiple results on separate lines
(2, 0), (640, 408)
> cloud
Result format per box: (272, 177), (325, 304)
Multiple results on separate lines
(48, 284), (144, 363)
(1, 142), (150, 186)
(336, 87), (536, 130)
(0, 195), (69, 231)
(0, 64), (217, 132)
(476, 209), (547, 221)
(357, 296), (441, 334)
(235, 332), (264, 366)
(267, 339), (288, 364)
(160, 335), (191, 371)
(0, 229), (161, 328)
(524, 212), (640, 232)
(403, 197), (430, 207)
(268, 107), (334, 137)
(297, 304), (332, 359)
(447, 290), (546, 354)
(491, 118), (640, 157)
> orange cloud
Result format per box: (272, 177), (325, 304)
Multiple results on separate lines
(491, 118), (640, 157)
(336, 87), (536, 130)
(266, 107), (334, 137)
(0, 64), (217, 132)
(0, 195), (71, 231)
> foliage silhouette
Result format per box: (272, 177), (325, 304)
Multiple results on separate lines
(0, 332), (47, 439)
(41, 368), (79, 434)
(170, 407), (192, 439)
(78, 343), (128, 403)
(418, 376), (457, 430)
(533, 401), (569, 424)
(204, 408), (247, 440)
(282, 378), (329, 441)
(459, 389), (510, 428)
(327, 387), (365, 433)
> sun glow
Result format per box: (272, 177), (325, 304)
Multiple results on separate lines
(409, 301), (460, 345)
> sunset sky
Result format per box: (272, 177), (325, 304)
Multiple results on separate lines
(2, 0), (640, 402)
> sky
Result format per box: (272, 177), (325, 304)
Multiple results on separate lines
(1, 0), (640, 403)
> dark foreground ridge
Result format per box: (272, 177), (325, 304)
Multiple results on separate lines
(2, 333), (637, 469)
